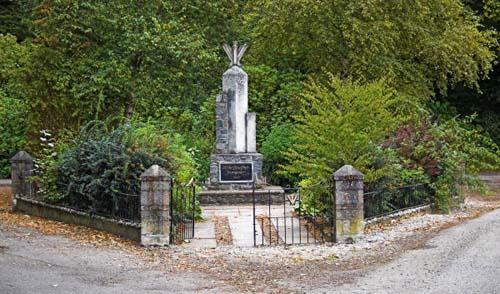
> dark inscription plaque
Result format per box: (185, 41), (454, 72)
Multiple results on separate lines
(220, 163), (253, 182)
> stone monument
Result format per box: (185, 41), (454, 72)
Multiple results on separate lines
(208, 41), (264, 190)
(199, 42), (283, 204)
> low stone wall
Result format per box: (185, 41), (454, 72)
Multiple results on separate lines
(15, 196), (140, 241)
(479, 172), (500, 190)
(364, 204), (432, 227)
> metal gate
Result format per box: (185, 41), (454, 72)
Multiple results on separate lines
(170, 178), (197, 244)
(252, 184), (336, 246)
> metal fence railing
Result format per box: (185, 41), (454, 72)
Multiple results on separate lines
(170, 178), (197, 244)
(364, 183), (432, 219)
(252, 184), (336, 247)
(62, 191), (141, 223)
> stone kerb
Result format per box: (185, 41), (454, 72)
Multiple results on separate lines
(10, 151), (35, 211)
(333, 165), (364, 242)
(140, 165), (171, 246)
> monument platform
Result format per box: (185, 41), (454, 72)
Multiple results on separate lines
(199, 186), (285, 205)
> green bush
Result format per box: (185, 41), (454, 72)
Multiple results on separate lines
(0, 96), (27, 177)
(246, 64), (304, 144)
(381, 116), (500, 212)
(281, 74), (500, 212)
(282, 74), (409, 184)
(50, 121), (197, 216)
(261, 122), (299, 186)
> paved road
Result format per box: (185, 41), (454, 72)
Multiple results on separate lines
(317, 208), (500, 294)
(0, 227), (232, 294)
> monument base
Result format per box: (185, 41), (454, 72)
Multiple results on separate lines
(208, 153), (264, 190)
(199, 186), (285, 205)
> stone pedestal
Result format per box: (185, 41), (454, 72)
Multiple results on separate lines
(140, 165), (171, 246)
(208, 153), (263, 190)
(333, 165), (364, 242)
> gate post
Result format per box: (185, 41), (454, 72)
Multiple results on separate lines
(333, 165), (364, 243)
(10, 151), (35, 211)
(140, 165), (171, 246)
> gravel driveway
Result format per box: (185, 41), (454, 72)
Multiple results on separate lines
(0, 227), (234, 294)
(322, 207), (500, 294)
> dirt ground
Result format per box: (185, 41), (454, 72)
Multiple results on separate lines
(1, 186), (499, 293)
(0, 187), (10, 210)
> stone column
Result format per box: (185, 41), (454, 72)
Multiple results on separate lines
(245, 112), (256, 153)
(10, 151), (35, 211)
(140, 165), (171, 246)
(223, 65), (248, 153)
(333, 165), (364, 242)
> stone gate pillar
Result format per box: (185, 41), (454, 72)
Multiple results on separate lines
(333, 165), (364, 242)
(140, 165), (171, 246)
(10, 151), (35, 211)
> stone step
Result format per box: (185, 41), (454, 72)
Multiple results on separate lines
(0, 179), (11, 187)
(199, 186), (285, 205)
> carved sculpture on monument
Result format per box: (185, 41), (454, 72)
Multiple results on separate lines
(207, 41), (264, 190)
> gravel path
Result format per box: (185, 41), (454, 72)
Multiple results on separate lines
(0, 226), (235, 294)
(319, 207), (500, 294)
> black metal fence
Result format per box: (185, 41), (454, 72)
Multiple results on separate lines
(364, 183), (432, 219)
(64, 191), (141, 223)
(22, 181), (142, 223)
(170, 178), (197, 244)
(252, 184), (335, 246)
(23, 177), (198, 238)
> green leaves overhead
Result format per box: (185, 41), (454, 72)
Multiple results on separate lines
(25, 0), (217, 134)
(246, 0), (497, 98)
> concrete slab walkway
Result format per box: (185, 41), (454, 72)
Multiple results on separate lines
(187, 205), (314, 248)
(201, 205), (263, 247)
(188, 217), (217, 248)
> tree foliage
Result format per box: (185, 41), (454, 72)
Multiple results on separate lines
(0, 34), (29, 177)
(0, 0), (498, 214)
(245, 0), (497, 98)
(443, 0), (500, 145)
(0, 0), (35, 41)
(283, 75), (407, 184)
(24, 0), (217, 138)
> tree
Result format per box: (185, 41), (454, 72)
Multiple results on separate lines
(245, 0), (497, 99)
(442, 0), (500, 145)
(24, 0), (217, 139)
(0, 33), (29, 177)
(0, 0), (36, 41)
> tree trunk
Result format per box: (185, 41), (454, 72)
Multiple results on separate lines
(125, 90), (135, 120)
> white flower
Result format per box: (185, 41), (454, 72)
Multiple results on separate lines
(48, 143), (55, 148)
(40, 137), (47, 142)
(39, 129), (52, 138)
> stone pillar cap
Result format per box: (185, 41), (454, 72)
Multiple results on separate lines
(140, 165), (169, 180)
(223, 65), (247, 76)
(333, 165), (364, 180)
(10, 151), (34, 163)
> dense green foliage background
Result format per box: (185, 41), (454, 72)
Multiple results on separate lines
(1, 0), (499, 211)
